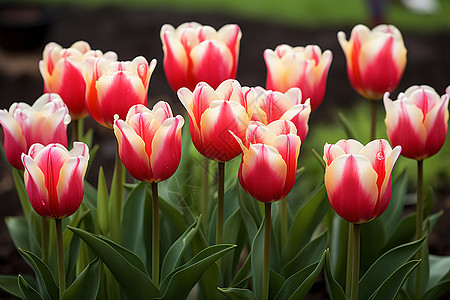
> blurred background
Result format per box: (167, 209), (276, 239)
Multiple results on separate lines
(0, 0), (449, 291)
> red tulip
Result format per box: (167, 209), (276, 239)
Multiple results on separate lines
(178, 79), (256, 162)
(252, 87), (311, 142)
(83, 56), (157, 128)
(39, 41), (118, 119)
(264, 44), (332, 111)
(113, 102), (184, 183)
(21, 142), (89, 219)
(384, 85), (449, 160)
(0, 94), (71, 169)
(338, 24), (407, 100)
(161, 22), (241, 92)
(323, 139), (401, 223)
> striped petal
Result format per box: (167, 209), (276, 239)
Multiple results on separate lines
(22, 153), (50, 217)
(0, 110), (27, 169)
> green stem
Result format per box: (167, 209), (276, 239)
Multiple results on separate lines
(110, 144), (124, 242)
(345, 222), (354, 299)
(280, 198), (287, 246)
(151, 182), (160, 287)
(71, 118), (85, 142)
(202, 157), (209, 226)
(263, 203), (272, 300)
(350, 223), (360, 300)
(55, 219), (65, 298)
(370, 100), (377, 140)
(415, 159), (424, 300)
(216, 162), (225, 245)
(41, 217), (49, 264)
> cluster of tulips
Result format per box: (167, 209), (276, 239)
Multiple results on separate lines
(0, 21), (449, 300)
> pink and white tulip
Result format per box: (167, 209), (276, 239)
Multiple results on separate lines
(178, 79), (256, 162)
(252, 87), (311, 143)
(264, 44), (332, 111)
(39, 41), (118, 119)
(384, 85), (449, 160)
(232, 120), (301, 203)
(161, 22), (241, 92)
(0, 94), (71, 169)
(338, 24), (407, 100)
(83, 56), (157, 128)
(323, 139), (401, 224)
(21, 142), (89, 219)
(113, 102), (184, 183)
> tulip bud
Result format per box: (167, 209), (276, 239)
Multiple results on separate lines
(113, 102), (184, 183)
(384, 85), (449, 160)
(323, 139), (401, 223)
(338, 24), (407, 100)
(161, 22), (242, 92)
(264, 44), (332, 111)
(21, 142), (89, 219)
(178, 79), (256, 162)
(0, 94), (71, 169)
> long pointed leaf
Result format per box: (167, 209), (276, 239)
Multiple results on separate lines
(250, 219), (265, 300)
(323, 249), (346, 300)
(219, 287), (256, 300)
(18, 275), (43, 300)
(0, 275), (36, 298)
(63, 257), (100, 300)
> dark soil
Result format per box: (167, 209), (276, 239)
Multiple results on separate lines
(0, 4), (449, 299)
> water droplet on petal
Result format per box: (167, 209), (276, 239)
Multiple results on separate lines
(376, 151), (385, 161)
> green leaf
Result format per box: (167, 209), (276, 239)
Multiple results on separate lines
(19, 248), (58, 300)
(5, 216), (31, 251)
(18, 275), (43, 300)
(382, 213), (416, 252)
(237, 184), (261, 240)
(428, 254), (450, 289)
(12, 168), (32, 219)
(158, 244), (237, 299)
(222, 207), (242, 285)
(358, 236), (426, 300)
(68, 226), (159, 299)
(282, 184), (327, 263)
(161, 216), (201, 281)
(337, 112), (358, 139)
(231, 250), (252, 288)
(274, 250), (326, 300)
(360, 219), (386, 273)
(121, 181), (147, 263)
(368, 260), (421, 300)
(96, 166), (109, 234)
(63, 257), (100, 300)
(0, 275), (36, 298)
(281, 230), (328, 278)
(218, 287), (256, 300)
(251, 220), (265, 300)
(423, 278), (450, 300)
(323, 249), (346, 300)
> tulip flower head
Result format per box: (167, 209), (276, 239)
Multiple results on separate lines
(384, 85), (449, 160)
(178, 79), (256, 162)
(114, 102), (184, 183)
(161, 22), (242, 92)
(338, 24), (407, 100)
(264, 44), (332, 111)
(39, 41), (118, 119)
(83, 56), (157, 128)
(21, 142), (89, 219)
(231, 120), (301, 203)
(252, 87), (311, 143)
(323, 139), (401, 224)
(0, 94), (71, 170)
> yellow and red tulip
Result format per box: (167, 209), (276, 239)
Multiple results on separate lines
(384, 85), (449, 160)
(0, 94), (71, 170)
(39, 41), (118, 119)
(232, 120), (301, 203)
(161, 22), (241, 92)
(338, 24), (407, 100)
(178, 79), (256, 162)
(252, 87), (311, 143)
(21, 142), (89, 219)
(113, 102), (184, 183)
(83, 56), (157, 128)
(264, 44), (332, 111)
(323, 139), (401, 224)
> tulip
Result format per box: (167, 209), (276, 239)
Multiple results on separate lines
(0, 94), (71, 169)
(232, 120), (301, 203)
(264, 44), (332, 111)
(178, 79), (256, 162)
(39, 41), (118, 119)
(21, 142), (89, 219)
(338, 24), (407, 100)
(384, 85), (449, 160)
(323, 139), (401, 224)
(113, 102), (184, 183)
(161, 22), (242, 92)
(252, 87), (311, 142)
(83, 56), (157, 128)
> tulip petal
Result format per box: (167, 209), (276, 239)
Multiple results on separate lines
(0, 110), (27, 169)
(22, 153), (50, 217)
